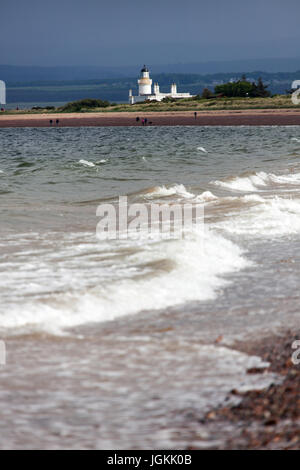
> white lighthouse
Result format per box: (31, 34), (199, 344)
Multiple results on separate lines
(138, 65), (152, 95)
(129, 66), (195, 104)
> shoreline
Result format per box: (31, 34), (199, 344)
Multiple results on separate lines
(194, 329), (300, 450)
(1, 109), (300, 127)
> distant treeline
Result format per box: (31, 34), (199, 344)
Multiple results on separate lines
(60, 98), (110, 112)
(214, 76), (270, 98)
(6, 71), (300, 104)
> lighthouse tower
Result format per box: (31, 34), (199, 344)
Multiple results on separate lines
(138, 65), (152, 96)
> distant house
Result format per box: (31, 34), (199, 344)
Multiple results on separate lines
(0, 80), (6, 105)
(129, 66), (195, 104)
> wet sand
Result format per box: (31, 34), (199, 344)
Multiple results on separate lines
(1, 109), (300, 127)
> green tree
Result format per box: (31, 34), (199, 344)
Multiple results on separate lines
(215, 77), (270, 98)
(251, 77), (270, 97)
(202, 88), (213, 99)
(60, 98), (110, 112)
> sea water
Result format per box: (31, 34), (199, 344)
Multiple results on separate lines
(0, 125), (299, 448)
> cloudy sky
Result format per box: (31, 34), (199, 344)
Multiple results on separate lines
(1, 0), (300, 66)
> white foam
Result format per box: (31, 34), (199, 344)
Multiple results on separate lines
(144, 184), (195, 199)
(78, 159), (95, 167)
(197, 146), (207, 153)
(268, 172), (300, 185)
(212, 172), (270, 192)
(291, 137), (300, 143)
(212, 170), (300, 192)
(214, 195), (300, 237)
(240, 194), (265, 203)
(195, 191), (218, 202)
(0, 228), (247, 332)
(97, 159), (107, 164)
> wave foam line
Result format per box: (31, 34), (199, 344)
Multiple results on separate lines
(0, 229), (248, 333)
(214, 195), (300, 237)
(212, 171), (300, 192)
(143, 184), (195, 199)
(78, 159), (96, 167)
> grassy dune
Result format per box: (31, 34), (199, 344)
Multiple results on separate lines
(2, 95), (300, 115)
(106, 95), (300, 112)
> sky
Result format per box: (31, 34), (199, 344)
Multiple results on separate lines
(1, 0), (300, 67)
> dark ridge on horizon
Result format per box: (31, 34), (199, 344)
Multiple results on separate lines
(1, 57), (300, 83)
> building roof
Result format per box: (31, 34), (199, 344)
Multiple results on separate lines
(141, 65), (149, 73)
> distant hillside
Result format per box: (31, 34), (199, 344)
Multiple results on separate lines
(1, 57), (300, 84)
(5, 71), (300, 105)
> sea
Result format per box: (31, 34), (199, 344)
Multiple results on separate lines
(0, 125), (300, 449)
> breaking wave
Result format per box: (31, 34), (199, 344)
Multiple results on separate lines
(78, 159), (96, 167)
(214, 195), (300, 237)
(143, 184), (195, 199)
(0, 228), (247, 333)
(212, 170), (300, 192)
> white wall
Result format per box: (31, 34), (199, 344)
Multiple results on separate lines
(0, 80), (6, 105)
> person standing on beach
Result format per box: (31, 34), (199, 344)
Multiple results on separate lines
(49, 120), (53, 126)
(194, 112), (197, 120)
(56, 119), (59, 126)
(144, 118), (148, 126)
(142, 119), (145, 126)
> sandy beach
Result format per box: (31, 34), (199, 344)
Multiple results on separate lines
(1, 108), (300, 127)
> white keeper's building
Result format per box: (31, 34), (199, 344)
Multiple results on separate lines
(129, 66), (195, 104)
(0, 80), (6, 105)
